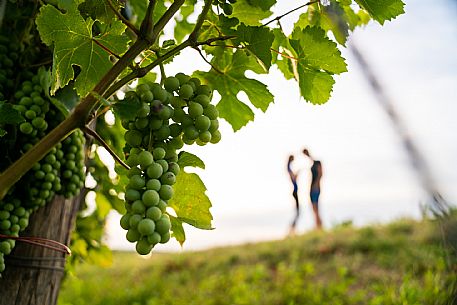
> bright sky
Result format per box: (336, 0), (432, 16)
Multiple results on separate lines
(105, 0), (457, 252)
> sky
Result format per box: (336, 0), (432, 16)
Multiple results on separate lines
(105, 0), (457, 252)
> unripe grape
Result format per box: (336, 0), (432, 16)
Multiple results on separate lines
(210, 130), (222, 144)
(126, 154), (139, 167)
(155, 125), (170, 141)
(164, 77), (180, 92)
(147, 232), (161, 245)
(146, 179), (161, 191)
(189, 77), (201, 87)
(147, 163), (163, 179)
(137, 103), (151, 118)
(194, 94), (211, 107)
(127, 167), (142, 178)
(168, 162), (180, 176)
(137, 83), (151, 93)
(142, 190), (160, 206)
(131, 200), (146, 214)
(146, 206), (162, 221)
(137, 218), (156, 235)
(120, 214), (131, 230)
(136, 238), (153, 255)
(159, 185), (174, 201)
(155, 215), (171, 235)
(209, 119), (219, 132)
(149, 118), (163, 130)
(199, 131), (212, 143)
(138, 150), (154, 169)
(160, 232), (171, 243)
(204, 104), (219, 120)
(135, 117), (149, 129)
(140, 90), (154, 103)
(126, 228), (141, 242)
(125, 130), (143, 147)
(184, 126), (199, 140)
(196, 85), (212, 97)
(161, 172), (176, 185)
(19, 122), (33, 134)
(153, 147), (166, 160)
(157, 200), (168, 213)
(195, 115), (211, 131)
(129, 214), (143, 228)
(179, 84), (194, 99)
(188, 102), (203, 118)
(156, 159), (169, 173)
(175, 72), (190, 85)
(125, 188), (141, 202)
(129, 175), (145, 190)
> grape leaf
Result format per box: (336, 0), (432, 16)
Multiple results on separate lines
(289, 26), (347, 104)
(354, 0), (405, 25)
(0, 128), (6, 137)
(78, 0), (120, 24)
(178, 151), (205, 169)
(95, 193), (112, 219)
(174, 0), (197, 43)
(272, 28), (295, 80)
(168, 171), (213, 230)
(112, 97), (142, 121)
(169, 215), (186, 246)
(235, 23), (274, 70)
(0, 102), (24, 125)
(231, 1), (274, 25)
(195, 50), (274, 131)
(36, 4), (130, 97)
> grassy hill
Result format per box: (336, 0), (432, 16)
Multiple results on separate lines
(59, 216), (457, 305)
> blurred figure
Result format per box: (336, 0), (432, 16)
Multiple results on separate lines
(287, 155), (300, 235)
(303, 149), (323, 229)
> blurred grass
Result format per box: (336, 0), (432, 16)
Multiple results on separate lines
(59, 215), (457, 305)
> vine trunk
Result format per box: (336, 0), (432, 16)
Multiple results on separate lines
(0, 193), (83, 305)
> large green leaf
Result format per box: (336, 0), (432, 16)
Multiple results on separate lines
(354, 0), (405, 25)
(168, 171), (213, 230)
(289, 26), (347, 104)
(195, 50), (274, 131)
(36, 4), (130, 97)
(235, 23), (274, 70)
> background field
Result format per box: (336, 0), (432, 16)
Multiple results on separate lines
(59, 214), (457, 305)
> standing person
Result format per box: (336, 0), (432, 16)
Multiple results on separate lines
(287, 155), (300, 235)
(303, 149), (323, 229)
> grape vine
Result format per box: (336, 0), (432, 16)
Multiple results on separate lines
(0, 0), (405, 284)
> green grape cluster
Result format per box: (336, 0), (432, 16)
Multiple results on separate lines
(0, 75), (86, 274)
(0, 35), (19, 100)
(169, 73), (221, 145)
(119, 73), (220, 254)
(120, 147), (177, 255)
(212, 0), (236, 15)
(58, 131), (86, 198)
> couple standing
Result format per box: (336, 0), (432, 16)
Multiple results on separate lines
(287, 149), (323, 234)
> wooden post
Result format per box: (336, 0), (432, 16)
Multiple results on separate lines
(0, 192), (82, 305)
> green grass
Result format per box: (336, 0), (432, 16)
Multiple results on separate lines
(59, 216), (457, 305)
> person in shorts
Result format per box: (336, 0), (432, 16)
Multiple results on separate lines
(303, 149), (323, 229)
